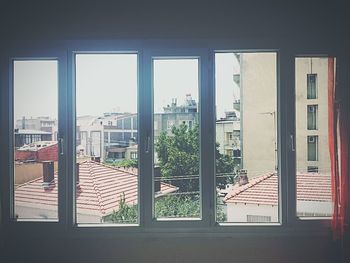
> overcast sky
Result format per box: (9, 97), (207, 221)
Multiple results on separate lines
(14, 53), (239, 121)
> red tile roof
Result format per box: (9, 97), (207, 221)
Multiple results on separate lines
(224, 173), (331, 206)
(15, 161), (178, 217)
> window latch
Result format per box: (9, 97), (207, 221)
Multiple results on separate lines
(59, 137), (64, 155)
(145, 135), (151, 154)
(290, 134), (295, 152)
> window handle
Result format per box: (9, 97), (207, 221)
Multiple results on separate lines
(145, 135), (151, 154)
(59, 138), (64, 155)
(290, 134), (295, 152)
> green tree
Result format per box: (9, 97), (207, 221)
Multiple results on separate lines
(105, 193), (138, 223)
(110, 158), (138, 168)
(155, 124), (236, 191)
(106, 194), (227, 223)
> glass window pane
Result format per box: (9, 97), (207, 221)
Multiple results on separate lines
(307, 74), (317, 99)
(307, 105), (318, 130)
(215, 52), (278, 223)
(14, 60), (59, 220)
(153, 58), (200, 220)
(295, 57), (333, 218)
(75, 54), (139, 224)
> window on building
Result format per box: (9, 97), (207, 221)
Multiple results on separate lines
(307, 74), (317, 99)
(307, 136), (318, 161)
(307, 166), (318, 173)
(132, 117), (137, 130)
(307, 105), (318, 130)
(167, 120), (175, 130)
(215, 52), (278, 223)
(116, 119), (123, 129)
(124, 118), (132, 130)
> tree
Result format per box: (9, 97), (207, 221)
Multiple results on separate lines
(105, 194), (227, 223)
(155, 124), (236, 191)
(110, 158), (138, 168)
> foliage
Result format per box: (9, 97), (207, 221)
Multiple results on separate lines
(104, 193), (138, 223)
(108, 158), (138, 168)
(155, 195), (200, 218)
(155, 124), (236, 191)
(106, 194), (227, 223)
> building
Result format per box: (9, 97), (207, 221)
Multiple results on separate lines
(76, 113), (138, 162)
(154, 94), (198, 138)
(15, 141), (58, 162)
(14, 129), (53, 148)
(15, 116), (58, 139)
(216, 111), (241, 165)
(295, 58), (331, 174)
(239, 53), (278, 177)
(223, 172), (332, 222)
(239, 54), (331, 177)
(15, 161), (178, 223)
(77, 95), (198, 162)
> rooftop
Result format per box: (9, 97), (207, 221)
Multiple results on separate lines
(224, 172), (332, 206)
(15, 161), (178, 217)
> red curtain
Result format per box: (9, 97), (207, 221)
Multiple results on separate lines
(328, 57), (350, 260)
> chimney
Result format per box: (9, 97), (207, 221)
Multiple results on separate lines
(91, 156), (101, 163)
(238, 169), (248, 186)
(76, 163), (80, 185)
(154, 166), (161, 193)
(42, 161), (54, 189)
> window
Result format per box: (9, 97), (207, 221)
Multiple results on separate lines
(153, 58), (200, 220)
(307, 74), (317, 99)
(13, 60), (59, 221)
(215, 52), (278, 223)
(296, 57), (334, 218)
(75, 53), (138, 224)
(307, 105), (318, 130)
(307, 166), (318, 172)
(307, 136), (318, 161)
(124, 118), (132, 130)
(3, 44), (336, 236)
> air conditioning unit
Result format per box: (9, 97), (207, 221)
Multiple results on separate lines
(308, 136), (316, 143)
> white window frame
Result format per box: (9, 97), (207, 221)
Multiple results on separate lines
(0, 40), (335, 239)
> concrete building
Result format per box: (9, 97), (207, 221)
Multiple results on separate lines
(76, 113), (138, 162)
(15, 116), (58, 140)
(239, 54), (330, 177)
(14, 129), (53, 148)
(154, 94), (198, 138)
(215, 111), (241, 165)
(240, 53), (278, 177)
(295, 58), (331, 174)
(223, 172), (332, 222)
(77, 95), (198, 163)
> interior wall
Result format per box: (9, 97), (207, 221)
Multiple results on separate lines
(1, 1), (349, 263)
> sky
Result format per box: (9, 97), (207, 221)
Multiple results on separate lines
(14, 53), (240, 121)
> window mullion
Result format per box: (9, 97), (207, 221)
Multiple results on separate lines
(66, 50), (75, 227)
(200, 50), (215, 227)
(139, 49), (153, 228)
(58, 50), (69, 228)
(281, 50), (296, 226)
